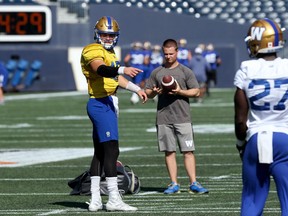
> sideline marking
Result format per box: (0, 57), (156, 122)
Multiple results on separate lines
(0, 161), (17, 164)
(37, 116), (88, 120)
(5, 91), (86, 101)
(0, 123), (32, 128)
(37, 210), (67, 216)
(0, 147), (142, 167)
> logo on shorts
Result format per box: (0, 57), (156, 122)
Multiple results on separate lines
(106, 131), (111, 137)
(185, 140), (193, 147)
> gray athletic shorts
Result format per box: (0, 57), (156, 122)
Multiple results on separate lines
(157, 123), (195, 152)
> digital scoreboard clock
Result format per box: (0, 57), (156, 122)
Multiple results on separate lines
(0, 5), (52, 42)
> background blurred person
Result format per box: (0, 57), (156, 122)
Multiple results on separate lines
(145, 44), (164, 102)
(0, 61), (8, 105)
(177, 38), (192, 68)
(202, 43), (222, 96)
(124, 41), (146, 104)
(190, 47), (210, 103)
(142, 41), (152, 88)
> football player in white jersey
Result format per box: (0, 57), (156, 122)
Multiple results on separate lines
(234, 18), (288, 215)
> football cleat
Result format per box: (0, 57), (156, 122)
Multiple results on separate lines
(94, 16), (120, 50)
(245, 18), (285, 58)
(86, 200), (103, 212)
(106, 193), (138, 211)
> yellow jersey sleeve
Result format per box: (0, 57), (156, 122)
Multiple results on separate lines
(81, 43), (120, 98)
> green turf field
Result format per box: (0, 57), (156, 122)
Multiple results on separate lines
(0, 89), (280, 215)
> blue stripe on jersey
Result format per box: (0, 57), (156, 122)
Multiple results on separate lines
(265, 18), (279, 46)
(106, 16), (112, 30)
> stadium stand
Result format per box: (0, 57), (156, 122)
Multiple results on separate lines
(1, 0), (287, 91)
(0, 0), (39, 4)
(54, 0), (288, 29)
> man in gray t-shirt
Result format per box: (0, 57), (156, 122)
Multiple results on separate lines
(147, 63), (197, 125)
(145, 39), (209, 195)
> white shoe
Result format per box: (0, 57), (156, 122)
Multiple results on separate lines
(106, 194), (137, 211)
(86, 201), (103, 212)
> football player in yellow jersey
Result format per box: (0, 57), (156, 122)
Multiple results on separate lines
(81, 16), (147, 212)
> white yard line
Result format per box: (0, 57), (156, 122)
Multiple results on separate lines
(37, 210), (68, 216)
(5, 91), (86, 101)
(0, 147), (142, 167)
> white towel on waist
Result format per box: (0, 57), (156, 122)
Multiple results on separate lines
(257, 131), (273, 164)
(111, 95), (119, 118)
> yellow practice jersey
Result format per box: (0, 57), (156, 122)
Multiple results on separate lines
(81, 43), (120, 98)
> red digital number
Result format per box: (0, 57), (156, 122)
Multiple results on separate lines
(16, 12), (28, 35)
(30, 13), (42, 33)
(0, 13), (10, 33)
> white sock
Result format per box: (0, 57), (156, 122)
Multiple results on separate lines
(106, 177), (119, 196)
(90, 176), (101, 204)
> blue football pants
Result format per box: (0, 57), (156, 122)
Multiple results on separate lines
(241, 132), (288, 216)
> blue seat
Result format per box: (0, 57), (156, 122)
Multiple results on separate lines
(10, 59), (29, 88)
(5, 58), (19, 85)
(24, 60), (42, 88)
(5, 59), (18, 74)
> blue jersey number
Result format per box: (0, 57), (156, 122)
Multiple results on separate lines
(248, 79), (288, 111)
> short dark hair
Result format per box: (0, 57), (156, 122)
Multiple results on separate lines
(162, 39), (178, 51)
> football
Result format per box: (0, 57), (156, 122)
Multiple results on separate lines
(161, 75), (177, 92)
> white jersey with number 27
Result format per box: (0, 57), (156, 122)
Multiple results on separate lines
(234, 57), (288, 139)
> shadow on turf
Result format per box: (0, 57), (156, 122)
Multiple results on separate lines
(52, 201), (87, 209)
(51, 187), (165, 209)
(140, 186), (166, 193)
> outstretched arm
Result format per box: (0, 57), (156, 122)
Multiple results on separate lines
(90, 59), (143, 78)
(145, 86), (162, 99)
(118, 75), (147, 103)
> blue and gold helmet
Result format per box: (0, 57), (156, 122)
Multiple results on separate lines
(94, 16), (120, 50)
(245, 18), (285, 58)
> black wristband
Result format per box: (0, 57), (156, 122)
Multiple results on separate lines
(97, 65), (119, 77)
